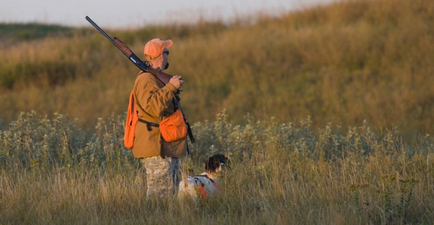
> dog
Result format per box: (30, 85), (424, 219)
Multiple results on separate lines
(178, 154), (229, 200)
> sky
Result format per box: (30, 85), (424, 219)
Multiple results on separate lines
(0, 0), (334, 28)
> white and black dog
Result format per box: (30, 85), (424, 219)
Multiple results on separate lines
(178, 154), (229, 200)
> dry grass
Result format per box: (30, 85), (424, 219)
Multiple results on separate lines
(1, 0), (434, 223)
(0, 111), (433, 224)
(0, 0), (433, 135)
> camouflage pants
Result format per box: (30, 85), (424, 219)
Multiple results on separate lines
(141, 156), (180, 201)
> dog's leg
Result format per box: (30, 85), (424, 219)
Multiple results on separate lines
(179, 161), (188, 188)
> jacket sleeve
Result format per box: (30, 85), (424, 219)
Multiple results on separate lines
(135, 75), (178, 118)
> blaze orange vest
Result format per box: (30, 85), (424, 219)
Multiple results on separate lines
(124, 91), (187, 148)
(124, 89), (138, 149)
(160, 109), (187, 142)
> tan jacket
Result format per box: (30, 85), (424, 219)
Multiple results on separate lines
(132, 71), (188, 158)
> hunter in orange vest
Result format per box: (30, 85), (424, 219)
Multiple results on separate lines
(132, 38), (188, 201)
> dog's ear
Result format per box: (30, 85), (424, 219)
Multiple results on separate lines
(205, 156), (215, 172)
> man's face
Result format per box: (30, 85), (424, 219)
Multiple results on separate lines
(162, 49), (169, 70)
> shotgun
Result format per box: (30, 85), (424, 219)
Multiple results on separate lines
(85, 16), (172, 84)
(85, 16), (195, 143)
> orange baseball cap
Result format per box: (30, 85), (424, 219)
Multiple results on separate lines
(144, 38), (173, 60)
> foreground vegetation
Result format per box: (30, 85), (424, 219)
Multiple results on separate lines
(0, 111), (433, 224)
(1, 0), (434, 135)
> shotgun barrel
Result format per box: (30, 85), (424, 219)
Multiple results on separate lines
(85, 16), (149, 72)
(85, 16), (172, 84)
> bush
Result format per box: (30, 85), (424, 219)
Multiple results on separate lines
(0, 111), (433, 224)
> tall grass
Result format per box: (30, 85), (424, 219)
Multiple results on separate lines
(0, 111), (433, 224)
(0, 0), (433, 135)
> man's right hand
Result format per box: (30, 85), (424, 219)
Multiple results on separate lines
(169, 75), (183, 89)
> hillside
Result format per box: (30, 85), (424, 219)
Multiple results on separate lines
(0, 0), (433, 134)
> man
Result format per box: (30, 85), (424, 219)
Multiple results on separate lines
(132, 38), (188, 201)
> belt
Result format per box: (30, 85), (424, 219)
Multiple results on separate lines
(138, 119), (159, 131)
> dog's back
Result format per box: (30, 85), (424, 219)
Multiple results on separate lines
(178, 154), (228, 200)
(178, 173), (219, 200)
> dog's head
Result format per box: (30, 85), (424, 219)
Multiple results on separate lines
(205, 154), (230, 173)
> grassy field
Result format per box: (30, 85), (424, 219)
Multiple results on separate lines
(0, 0), (433, 135)
(1, 0), (434, 224)
(0, 111), (433, 224)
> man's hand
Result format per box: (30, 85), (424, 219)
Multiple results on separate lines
(169, 75), (184, 89)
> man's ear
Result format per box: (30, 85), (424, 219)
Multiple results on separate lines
(149, 56), (163, 70)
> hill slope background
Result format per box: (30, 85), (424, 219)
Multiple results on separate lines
(0, 0), (433, 135)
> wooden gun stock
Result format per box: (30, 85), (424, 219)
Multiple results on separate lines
(113, 38), (172, 84)
(113, 38), (133, 55)
(85, 16), (172, 84)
